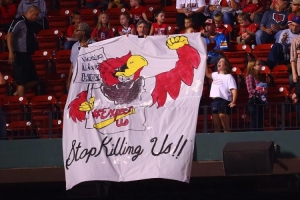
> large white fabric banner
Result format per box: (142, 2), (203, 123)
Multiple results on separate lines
(63, 33), (207, 189)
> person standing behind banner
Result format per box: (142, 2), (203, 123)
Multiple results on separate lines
(176, 0), (207, 31)
(245, 59), (268, 131)
(67, 23), (95, 91)
(149, 9), (168, 36)
(136, 19), (149, 38)
(0, 70), (7, 139)
(7, 5), (40, 97)
(205, 57), (237, 132)
(91, 12), (115, 42)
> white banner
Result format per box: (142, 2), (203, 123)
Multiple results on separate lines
(63, 33), (207, 190)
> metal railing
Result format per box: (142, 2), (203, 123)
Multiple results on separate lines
(0, 103), (299, 140)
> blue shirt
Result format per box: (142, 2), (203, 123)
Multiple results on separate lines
(205, 33), (228, 57)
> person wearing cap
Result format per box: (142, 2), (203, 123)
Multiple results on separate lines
(267, 15), (300, 70)
(288, 0), (300, 25)
(255, 0), (289, 45)
(202, 18), (228, 71)
(176, 0), (207, 31)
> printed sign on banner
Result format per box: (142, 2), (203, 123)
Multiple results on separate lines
(63, 34), (207, 190)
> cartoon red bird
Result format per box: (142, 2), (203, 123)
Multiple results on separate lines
(68, 36), (201, 125)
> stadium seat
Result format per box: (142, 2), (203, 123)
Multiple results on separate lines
(53, 50), (71, 74)
(106, 7), (130, 26)
(31, 50), (53, 79)
(29, 95), (58, 121)
(36, 119), (63, 138)
(223, 44), (252, 70)
(57, 94), (68, 111)
(143, 0), (162, 7)
(59, 0), (80, 11)
(231, 67), (245, 88)
(40, 73), (67, 99)
(0, 52), (13, 76)
(79, 8), (101, 28)
(252, 43), (273, 61)
(36, 29), (64, 51)
(1, 96), (29, 123)
(162, 6), (177, 25)
(271, 65), (290, 89)
(46, 9), (72, 33)
(145, 5), (160, 22)
(6, 120), (36, 139)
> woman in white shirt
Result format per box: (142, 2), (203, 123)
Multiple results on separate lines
(205, 57), (237, 132)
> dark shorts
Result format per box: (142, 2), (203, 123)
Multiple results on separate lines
(13, 52), (38, 85)
(211, 98), (231, 115)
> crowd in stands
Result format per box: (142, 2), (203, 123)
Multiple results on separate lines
(0, 0), (300, 136)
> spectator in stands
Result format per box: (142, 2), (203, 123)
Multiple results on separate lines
(267, 15), (300, 70)
(236, 13), (258, 45)
(136, 19), (149, 38)
(129, 0), (149, 24)
(0, 70), (7, 139)
(91, 13), (114, 42)
(213, 12), (229, 37)
(245, 59), (268, 131)
(15, 0), (47, 32)
(179, 17), (195, 33)
(67, 23), (95, 90)
(290, 29), (300, 90)
(205, 57), (237, 132)
(85, 0), (109, 10)
(202, 18), (228, 71)
(149, 10), (167, 35)
(108, 0), (129, 9)
(118, 12), (135, 35)
(176, 0), (207, 30)
(255, 0), (289, 45)
(7, 5), (40, 97)
(64, 11), (82, 50)
(208, 0), (240, 26)
(0, 0), (17, 33)
(239, 0), (266, 24)
(288, 0), (300, 25)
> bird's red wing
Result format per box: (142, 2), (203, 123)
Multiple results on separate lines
(68, 91), (88, 122)
(152, 44), (200, 108)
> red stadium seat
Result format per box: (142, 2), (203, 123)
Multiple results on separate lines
(29, 95), (57, 121)
(271, 65), (290, 88)
(143, 0), (162, 7)
(36, 119), (63, 138)
(40, 73), (67, 99)
(106, 7), (129, 27)
(59, 0), (80, 11)
(53, 50), (71, 74)
(6, 120), (36, 139)
(31, 50), (53, 79)
(162, 6), (177, 25)
(0, 52), (13, 76)
(36, 29), (64, 51)
(2, 96), (29, 123)
(79, 8), (101, 28)
(252, 43), (273, 61)
(46, 9), (72, 33)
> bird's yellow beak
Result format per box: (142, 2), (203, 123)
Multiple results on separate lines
(115, 55), (148, 77)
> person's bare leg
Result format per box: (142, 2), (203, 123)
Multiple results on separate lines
(16, 85), (25, 97)
(212, 114), (221, 133)
(219, 113), (230, 132)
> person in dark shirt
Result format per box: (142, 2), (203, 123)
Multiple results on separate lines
(6, 5), (40, 97)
